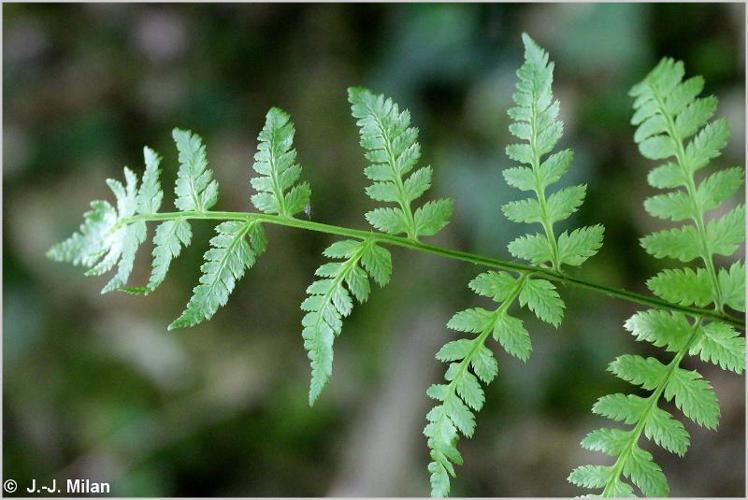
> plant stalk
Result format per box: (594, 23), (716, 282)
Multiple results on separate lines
(119, 210), (745, 328)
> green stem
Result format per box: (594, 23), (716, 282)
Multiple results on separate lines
(117, 210), (744, 328)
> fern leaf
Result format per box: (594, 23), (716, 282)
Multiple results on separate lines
(644, 191), (693, 221)
(557, 225), (605, 266)
(49, 165), (152, 294)
(137, 146), (164, 214)
(48, 143), (179, 295)
(706, 204), (745, 257)
(348, 87), (453, 240)
(142, 219), (192, 293)
(507, 233), (553, 265)
(414, 199), (453, 237)
(123, 145), (197, 296)
(689, 322), (745, 374)
(644, 406), (690, 456)
(447, 308), (494, 333)
(492, 313), (531, 361)
(624, 309), (692, 353)
(592, 393), (648, 424)
(47, 200), (118, 267)
(425, 275), (526, 497)
(546, 184), (587, 223)
(468, 271), (517, 301)
(173, 128), (219, 212)
(503, 34), (602, 271)
(580, 428), (631, 456)
(572, 57), (744, 497)
(250, 107), (311, 217)
(168, 221), (265, 330)
(608, 355), (667, 391)
(518, 277), (564, 327)
(568, 465), (613, 489)
(647, 162), (686, 189)
(302, 238), (389, 405)
(663, 367), (720, 429)
(646, 267), (713, 307)
(360, 242), (393, 287)
(89, 169), (148, 294)
(696, 166), (743, 211)
(428, 34), (604, 497)
(639, 225), (700, 262)
(623, 445), (668, 497)
(718, 261), (745, 312)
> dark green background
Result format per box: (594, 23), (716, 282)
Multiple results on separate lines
(3, 3), (745, 496)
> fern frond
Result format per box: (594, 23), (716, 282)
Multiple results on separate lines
(250, 107), (311, 217)
(122, 138), (207, 295)
(504, 33), (603, 272)
(348, 87), (453, 240)
(173, 128), (220, 212)
(140, 219), (193, 293)
(169, 221), (266, 330)
(425, 33), (604, 496)
(301, 238), (391, 404)
(571, 57), (745, 497)
(426, 273), (523, 497)
(47, 148), (164, 294)
(301, 88), (449, 404)
(122, 130), (221, 295)
(137, 146), (164, 215)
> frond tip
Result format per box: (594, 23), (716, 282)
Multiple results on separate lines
(47, 148), (164, 294)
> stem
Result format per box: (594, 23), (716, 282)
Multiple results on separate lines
(118, 210), (744, 328)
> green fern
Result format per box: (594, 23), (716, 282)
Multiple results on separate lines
(121, 145), (191, 296)
(171, 110), (310, 328)
(169, 221), (266, 329)
(46, 36), (745, 498)
(48, 149), (159, 294)
(569, 57), (745, 497)
(425, 33), (604, 497)
(302, 238), (392, 404)
(250, 107), (311, 217)
(173, 128), (220, 213)
(348, 87), (453, 240)
(302, 89), (451, 404)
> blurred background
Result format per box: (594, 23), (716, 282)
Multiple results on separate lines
(3, 3), (745, 497)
